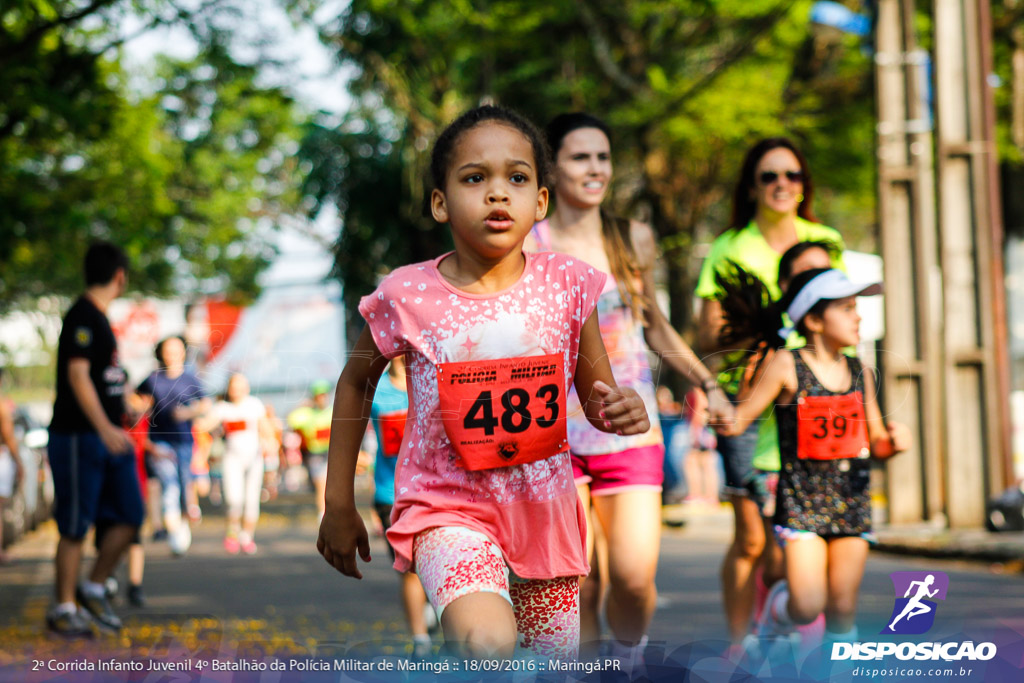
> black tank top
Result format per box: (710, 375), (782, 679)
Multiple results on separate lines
(774, 352), (872, 536)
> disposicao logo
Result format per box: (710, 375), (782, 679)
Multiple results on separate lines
(831, 570), (997, 662)
(883, 571), (949, 635)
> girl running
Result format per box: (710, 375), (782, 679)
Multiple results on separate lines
(199, 373), (266, 554)
(529, 112), (730, 661)
(316, 105), (650, 660)
(695, 138), (846, 652)
(716, 266), (911, 649)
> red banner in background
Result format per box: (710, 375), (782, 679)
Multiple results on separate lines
(204, 299), (244, 362)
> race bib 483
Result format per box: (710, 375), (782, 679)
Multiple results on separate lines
(437, 354), (568, 471)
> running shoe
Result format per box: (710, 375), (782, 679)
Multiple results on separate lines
(606, 637), (647, 679)
(241, 539), (257, 555)
(224, 536), (241, 555)
(795, 613), (826, 659)
(127, 584), (147, 608)
(46, 606), (94, 639)
(755, 579), (794, 639)
(412, 636), (432, 659)
(169, 524), (191, 556)
(75, 586), (122, 633)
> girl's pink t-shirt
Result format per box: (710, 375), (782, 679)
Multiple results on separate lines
(358, 251), (606, 579)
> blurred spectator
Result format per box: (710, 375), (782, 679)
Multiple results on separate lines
(93, 391), (153, 606)
(137, 336), (210, 555)
(657, 386), (687, 505)
(0, 368), (25, 564)
(197, 374), (266, 554)
(261, 404), (284, 502)
(287, 380), (334, 518)
(681, 388), (720, 507)
(367, 356), (432, 655)
(46, 242), (142, 637)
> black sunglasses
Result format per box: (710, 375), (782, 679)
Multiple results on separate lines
(758, 170), (804, 185)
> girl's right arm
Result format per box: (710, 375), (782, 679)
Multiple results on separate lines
(317, 326), (391, 579)
(717, 349), (795, 436)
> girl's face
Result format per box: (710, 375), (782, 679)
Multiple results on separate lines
(160, 338), (186, 368)
(780, 247), (831, 291)
(807, 296), (862, 347)
(227, 374), (249, 402)
(553, 127), (612, 210)
(751, 147), (804, 219)
(431, 122), (549, 261)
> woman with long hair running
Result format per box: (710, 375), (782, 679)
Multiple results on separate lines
(529, 112), (731, 665)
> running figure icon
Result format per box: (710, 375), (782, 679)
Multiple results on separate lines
(888, 574), (939, 631)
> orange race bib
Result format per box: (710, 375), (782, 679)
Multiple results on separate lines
(379, 411), (407, 457)
(436, 354), (568, 471)
(315, 427), (331, 441)
(223, 420), (248, 434)
(796, 392), (870, 460)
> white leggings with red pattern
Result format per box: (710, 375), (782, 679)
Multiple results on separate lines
(413, 526), (580, 660)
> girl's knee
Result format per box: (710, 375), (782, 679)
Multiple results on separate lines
(440, 592), (517, 657)
(608, 573), (655, 605)
(452, 622), (517, 658)
(788, 591), (826, 625)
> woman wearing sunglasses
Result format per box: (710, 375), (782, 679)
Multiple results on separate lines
(695, 137), (846, 658)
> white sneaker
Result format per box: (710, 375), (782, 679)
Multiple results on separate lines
(169, 524), (192, 556)
(423, 604), (439, 633)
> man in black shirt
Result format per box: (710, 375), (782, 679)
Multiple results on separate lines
(47, 242), (143, 637)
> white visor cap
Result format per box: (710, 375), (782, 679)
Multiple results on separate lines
(780, 269), (883, 338)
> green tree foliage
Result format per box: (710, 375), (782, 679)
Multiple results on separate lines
(991, 0), (1024, 164)
(156, 37), (305, 301)
(0, 1), (306, 310)
(290, 0), (878, 345)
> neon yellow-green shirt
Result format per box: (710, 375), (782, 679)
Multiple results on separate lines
(287, 405), (333, 455)
(696, 217), (846, 471)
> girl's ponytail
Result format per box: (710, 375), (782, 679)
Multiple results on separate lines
(714, 261), (786, 351)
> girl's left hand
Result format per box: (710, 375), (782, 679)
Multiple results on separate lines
(706, 386), (735, 428)
(873, 421), (912, 459)
(592, 381), (650, 435)
(887, 421), (912, 453)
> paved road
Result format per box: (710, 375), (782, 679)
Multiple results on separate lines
(2, 491), (1023, 682)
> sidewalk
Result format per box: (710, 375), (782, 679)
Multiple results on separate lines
(665, 502), (1024, 568)
(874, 524), (1024, 566)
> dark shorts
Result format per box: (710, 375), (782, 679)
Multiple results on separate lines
(374, 501), (396, 562)
(571, 444), (665, 496)
(49, 431), (144, 541)
(751, 470), (779, 517)
(717, 419), (760, 498)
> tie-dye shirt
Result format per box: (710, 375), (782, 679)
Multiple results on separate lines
(531, 220), (664, 455)
(358, 251), (605, 579)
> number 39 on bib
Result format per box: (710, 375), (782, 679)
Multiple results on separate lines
(796, 391), (870, 460)
(436, 354), (568, 471)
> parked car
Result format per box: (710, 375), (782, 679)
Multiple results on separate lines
(1, 408), (51, 547)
